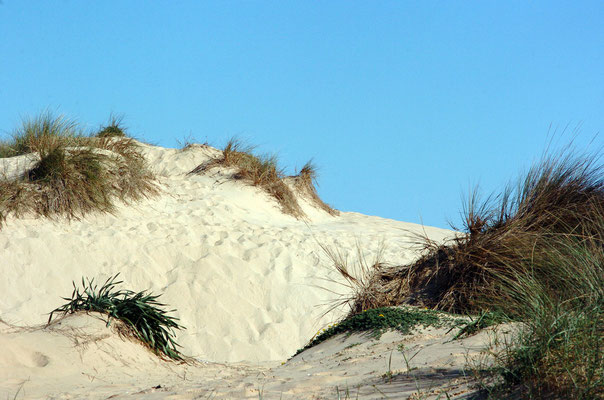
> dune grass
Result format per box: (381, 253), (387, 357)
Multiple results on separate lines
(336, 145), (603, 398)
(347, 146), (603, 315)
(291, 160), (339, 216)
(295, 306), (463, 356)
(0, 113), (80, 157)
(190, 138), (336, 218)
(480, 234), (603, 398)
(0, 112), (157, 227)
(96, 113), (127, 138)
(49, 274), (185, 361)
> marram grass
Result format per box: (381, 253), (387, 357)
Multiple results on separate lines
(49, 274), (185, 361)
(0, 112), (157, 227)
(189, 137), (337, 218)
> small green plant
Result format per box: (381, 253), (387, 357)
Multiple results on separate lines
(295, 307), (462, 355)
(48, 274), (185, 361)
(397, 343), (420, 375)
(96, 114), (127, 138)
(383, 350), (394, 382)
(452, 311), (509, 340)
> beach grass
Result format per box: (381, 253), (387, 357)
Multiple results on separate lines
(96, 113), (128, 138)
(295, 306), (464, 356)
(49, 274), (185, 361)
(291, 160), (338, 216)
(338, 144), (603, 398)
(0, 112), (157, 227)
(190, 137), (336, 218)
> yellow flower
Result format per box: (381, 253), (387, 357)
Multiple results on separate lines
(378, 314), (385, 317)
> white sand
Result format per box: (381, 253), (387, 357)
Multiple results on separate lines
(0, 142), (498, 399)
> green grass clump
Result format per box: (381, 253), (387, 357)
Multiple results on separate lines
(190, 138), (336, 218)
(453, 311), (509, 340)
(49, 274), (185, 361)
(96, 114), (127, 138)
(296, 307), (462, 355)
(0, 112), (157, 227)
(481, 234), (603, 399)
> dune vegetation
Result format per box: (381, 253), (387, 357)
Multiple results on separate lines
(332, 146), (603, 398)
(189, 138), (338, 218)
(48, 274), (185, 361)
(0, 112), (157, 228)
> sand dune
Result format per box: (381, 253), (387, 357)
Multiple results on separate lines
(0, 142), (489, 399)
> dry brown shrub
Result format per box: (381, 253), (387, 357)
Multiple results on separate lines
(347, 147), (604, 315)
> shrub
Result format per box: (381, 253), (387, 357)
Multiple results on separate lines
(48, 274), (185, 361)
(340, 144), (603, 398)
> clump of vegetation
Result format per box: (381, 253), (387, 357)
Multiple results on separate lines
(189, 138), (336, 218)
(0, 112), (80, 157)
(49, 274), (185, 361)
(290, 160), (338, 216)
(337, 144), (603, 398)
(453, 311), (510, 340)
(296, 306), (462, 355)
(0, 112), (157, 227)
(482, 234), (603, 398)
(349, 147), (603, 315)
(96, 114), (127, 138)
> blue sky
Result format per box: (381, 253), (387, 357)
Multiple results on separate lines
(1, 1), (603, 229)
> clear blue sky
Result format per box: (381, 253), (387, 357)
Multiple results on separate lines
(1, 1), (603, 229)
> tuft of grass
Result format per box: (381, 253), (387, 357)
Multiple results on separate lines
(48, 274), (185, 361)
(190, 138), (336, 218)
(0, 112), (80, 157)
(96, 114), (127, 138)
(291, 160), (338, 216)
(452, 311), (510, 340)
(0, 112), (157, 227)
(295, 306), (461, 355)
(481, 233), (603, 399)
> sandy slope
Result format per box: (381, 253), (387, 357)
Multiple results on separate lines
(0, 142), (490, 399)
(1, 311), (510, 399)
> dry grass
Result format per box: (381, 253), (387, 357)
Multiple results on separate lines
(0, 113), (157, 227)
(337, 144), (603, 398)
(317, 240), (387, 317)
(190, 138), (336, 218)
(290, 160), (339, 216)
(347, 146), (604, 315)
